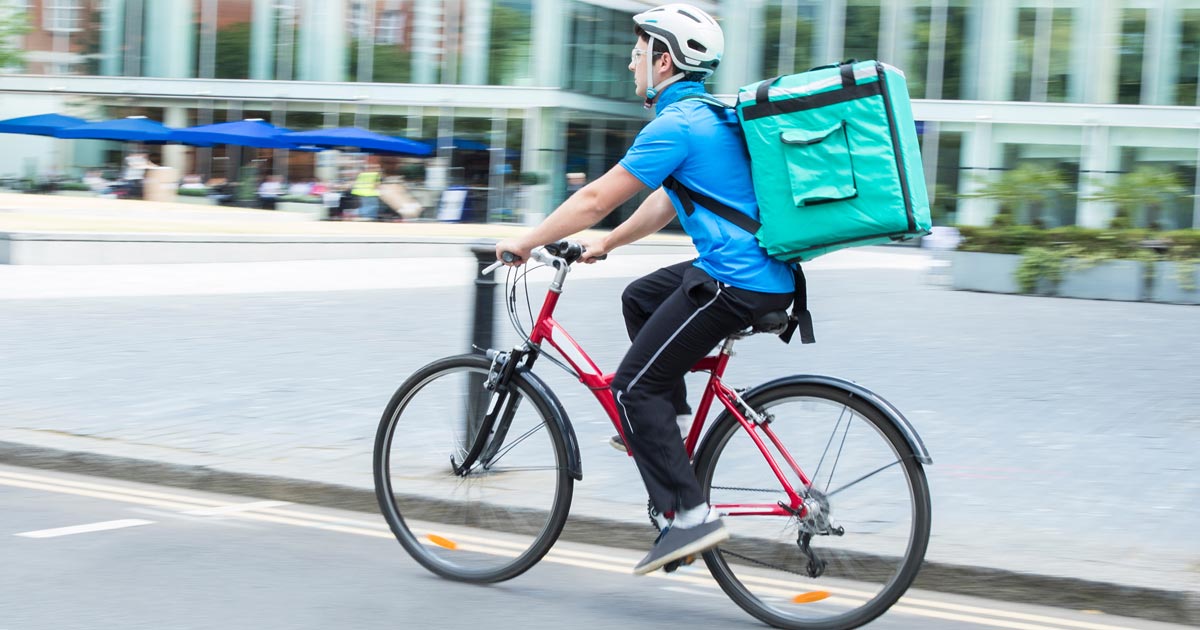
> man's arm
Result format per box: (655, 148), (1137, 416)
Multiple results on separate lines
(581, 188), (675, 260)
(497, 164), (646, 261)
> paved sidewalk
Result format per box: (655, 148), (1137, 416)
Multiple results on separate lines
(2, 193), (1198, 624)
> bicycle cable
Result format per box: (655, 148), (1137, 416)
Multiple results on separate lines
(501, 264), (577, 378)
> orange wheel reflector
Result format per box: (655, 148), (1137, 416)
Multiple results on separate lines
(792, 591), (831, 604)
(426, 534), (458, 550)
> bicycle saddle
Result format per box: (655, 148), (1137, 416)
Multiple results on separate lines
(748, 310), (789, 336)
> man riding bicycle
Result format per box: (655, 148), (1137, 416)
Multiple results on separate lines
(495, 2), (796, 575)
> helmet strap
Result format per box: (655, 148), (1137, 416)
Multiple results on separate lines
(644, 72), (685, 107)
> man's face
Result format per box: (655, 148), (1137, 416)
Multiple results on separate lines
(629, 40), (652, 98)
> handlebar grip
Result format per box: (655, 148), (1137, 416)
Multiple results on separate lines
(500, 251), (522, 263)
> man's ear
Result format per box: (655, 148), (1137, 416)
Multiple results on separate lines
(657, 52), (674, 74)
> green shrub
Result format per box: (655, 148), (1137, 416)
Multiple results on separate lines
(176, 187), (209, 197)
(279, 194), (320, 203)
(1015, 247), (1067, 294)
(56, 181), (93, 191)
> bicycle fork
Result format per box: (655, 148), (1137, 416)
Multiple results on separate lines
(451, 348), (532, 476)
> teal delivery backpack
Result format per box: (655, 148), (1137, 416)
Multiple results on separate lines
(735, 60), (931, 261)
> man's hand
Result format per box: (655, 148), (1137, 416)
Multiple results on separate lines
(578, 236), (611, 264)
(495, 238), (532, 265)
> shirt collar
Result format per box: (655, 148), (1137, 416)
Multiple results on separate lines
(654, 81), (708, 115)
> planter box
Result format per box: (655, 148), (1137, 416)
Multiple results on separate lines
(952, 251), (1150, 302)
(1056, 260), (1145, 301)
(1150, 261), (1200, 305)
(951, 251), (1021, 294)
(174, 195), (216, 206)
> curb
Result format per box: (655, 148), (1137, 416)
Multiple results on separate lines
(0, 440), (1193, 626)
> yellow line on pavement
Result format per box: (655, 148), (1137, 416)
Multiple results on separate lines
(4, 470), (1140, 630)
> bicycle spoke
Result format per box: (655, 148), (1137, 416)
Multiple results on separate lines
(825, 459), (903, 498)
(699, 384), (930, 629)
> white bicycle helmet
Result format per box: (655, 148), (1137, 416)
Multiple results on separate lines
(633, 3), (724, 103)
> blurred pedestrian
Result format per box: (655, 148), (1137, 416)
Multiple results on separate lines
(352, 160), (383, 221)
(257, 175), (283, 210)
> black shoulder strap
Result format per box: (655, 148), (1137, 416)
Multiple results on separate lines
(662, 176), (762, 235)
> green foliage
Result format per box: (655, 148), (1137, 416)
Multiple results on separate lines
(959, 225), (1200, 294)
(349, 42), (412, 83)
(56, 181), (93, 192)
(960, 164), (1071, 225)
(215, 23), (252, 79)
(1015, 247), (1067, 293)
(279, 194), (320, 203)
(519, 171), (547, 186)
(488, 4), (532, 85)
(176, 187), (210, 197)
(1083, 166), (1188, 229)
(0, 10), (31, 70)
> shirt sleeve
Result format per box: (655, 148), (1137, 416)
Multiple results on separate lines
(617, 107), (691, 189)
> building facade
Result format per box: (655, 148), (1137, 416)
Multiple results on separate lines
(1, 0), (1198, 228)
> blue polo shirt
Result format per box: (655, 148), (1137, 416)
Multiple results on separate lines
(618, 81), (794, 294)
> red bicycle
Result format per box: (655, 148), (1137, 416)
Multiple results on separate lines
(373, 241), (931, 630)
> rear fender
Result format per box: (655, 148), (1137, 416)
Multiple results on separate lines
(721, 374), (932, 465)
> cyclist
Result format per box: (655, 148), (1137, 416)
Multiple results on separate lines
(495, 2), (796, 575)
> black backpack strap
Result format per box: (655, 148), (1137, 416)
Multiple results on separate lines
(780, 266), (816, 345)
(662, 176), (762, 235)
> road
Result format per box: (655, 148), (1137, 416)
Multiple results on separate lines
(0, 464), (1185, 630)
(0, 249), (1197, 625)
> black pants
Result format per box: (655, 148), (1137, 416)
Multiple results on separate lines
(612, 261), (793, 515)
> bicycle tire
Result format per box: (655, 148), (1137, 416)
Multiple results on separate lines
(694, 382), (931, 630)
(373, 353), (574, 583)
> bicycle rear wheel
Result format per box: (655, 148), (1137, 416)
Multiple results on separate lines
(694, 383), (930, 630)
(373, 353), (574, 583)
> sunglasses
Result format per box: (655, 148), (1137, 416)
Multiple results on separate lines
(630, 48), (662, 65)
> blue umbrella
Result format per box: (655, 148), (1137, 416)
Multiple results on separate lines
(172, 119), (294, 149)
(281, 127), (433, 156)
(0, 113), (89, 137)
(57, 116), (184, 144)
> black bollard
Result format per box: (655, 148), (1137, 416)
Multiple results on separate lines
(467, 241), (499, 442)
(469, 240), (499, 355)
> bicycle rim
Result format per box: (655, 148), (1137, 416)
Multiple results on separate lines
(373, 354), (573, 583)
(696, 383), (930, 630)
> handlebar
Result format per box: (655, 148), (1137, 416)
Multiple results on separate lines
(483, 240), (606, 276)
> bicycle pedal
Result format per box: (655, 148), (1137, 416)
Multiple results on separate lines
(661, 554), (695, 573)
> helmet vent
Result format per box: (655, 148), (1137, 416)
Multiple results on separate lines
(687, 39), (707, 53)
(678, 9), (702, 23)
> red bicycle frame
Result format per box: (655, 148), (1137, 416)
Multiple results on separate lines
(524, 277), (811, 519)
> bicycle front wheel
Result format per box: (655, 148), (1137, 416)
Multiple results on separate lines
(695, 383), (931, 630)
(373, 354), (574, 583)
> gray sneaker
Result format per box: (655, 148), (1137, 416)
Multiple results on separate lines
(609, 434), (628, 453)
(632, 518), (729, 575)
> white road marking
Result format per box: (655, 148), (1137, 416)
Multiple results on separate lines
(16, 519), (155, 539)
(183, 500), (293, 516)
(5, 469), (1147, 630)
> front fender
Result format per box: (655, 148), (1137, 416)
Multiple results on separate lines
(517, 366), (584, 480)
(740, 374), (932, 465)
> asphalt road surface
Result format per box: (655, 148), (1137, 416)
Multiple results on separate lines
(1, 464), (1186, 630)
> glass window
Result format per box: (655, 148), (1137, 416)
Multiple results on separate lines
(761, 0), (817, 78)
(1117, 9), (1147, 104)
(1176, 9), (1200, 106)
(843, 1), (881, 63)
(1046, 8), (1073, 102)
(44, 0), (83, 32)
(564, 2), (633, 99)
(489, 0), (532, 86)
(1010, 7), (1036, 101)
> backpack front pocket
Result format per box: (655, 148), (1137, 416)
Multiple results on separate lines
(780, 121), (857, 206)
